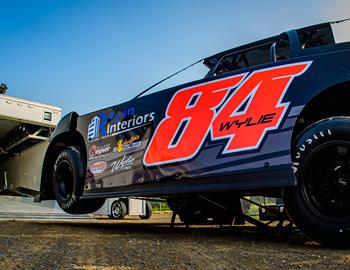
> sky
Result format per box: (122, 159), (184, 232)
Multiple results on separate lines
(1, 0), (349, 115)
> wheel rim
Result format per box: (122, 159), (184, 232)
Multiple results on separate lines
(302, 141), (350, 220)
(56, 160), (74, 200)
(111, 202), (122, 218)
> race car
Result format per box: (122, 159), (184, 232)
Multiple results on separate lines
(42, 20), (350, 246)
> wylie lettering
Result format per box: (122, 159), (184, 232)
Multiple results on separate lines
(111, 155), (136, 173)
(219, 113), (277, 131)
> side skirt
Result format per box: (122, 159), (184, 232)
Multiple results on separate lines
(82, 166), (296, 199)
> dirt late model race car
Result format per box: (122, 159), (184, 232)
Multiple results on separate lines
(42, 20), (350, 246)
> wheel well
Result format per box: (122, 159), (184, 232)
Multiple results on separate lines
(292, 81), (350, 145)
(40, 131), (87, 200)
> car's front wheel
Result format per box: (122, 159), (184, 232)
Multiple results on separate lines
(285, 117), (350, 247)
(53, 146), (105, 214)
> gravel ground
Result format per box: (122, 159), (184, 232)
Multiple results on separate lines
(0, 213), (349, 270)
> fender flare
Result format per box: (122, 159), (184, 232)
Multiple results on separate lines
(51, 112), (79, 141)
(40, 112), (82, 200)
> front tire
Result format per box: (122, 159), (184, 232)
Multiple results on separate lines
(53, 147), (105, 214)
(285, 117), (350, 247)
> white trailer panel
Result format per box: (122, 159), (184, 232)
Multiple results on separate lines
(128, 198), (146, 215)
(0, 95), (61, 128)
(0, 141), (49, 192)
(0, 94), (61, 195)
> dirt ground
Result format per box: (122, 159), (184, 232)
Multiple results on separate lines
(0, 213), (349, 270)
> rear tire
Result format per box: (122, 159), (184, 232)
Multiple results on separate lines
(285, 117), (350, 247)
(53, 146), (105, 214)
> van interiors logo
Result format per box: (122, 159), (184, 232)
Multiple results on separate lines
(87, 107), (154, 141)
(87, 116), (100, 141)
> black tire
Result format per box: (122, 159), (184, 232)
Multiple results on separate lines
(109, 200), (127, 219)
(53, 146), (105, 214)
(139, 202), (152, 219)
(285, 117), (350, 247)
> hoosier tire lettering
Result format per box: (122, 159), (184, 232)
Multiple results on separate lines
(292, 129), (332, 173)
(61, 194), (77, 210)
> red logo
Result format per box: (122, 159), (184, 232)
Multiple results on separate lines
(89, 145), (97, 157)
(90, 161), (108, 176)
(144, 62), (312, 166)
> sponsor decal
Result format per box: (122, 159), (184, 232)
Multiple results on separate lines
(114, 135), (142, 153)
(90, 161), (108, 176)
(111, 155), (136, 173)
(144, 61), (312, 166)
(88, 116), (100, 141)
(123, 141), (142, 152)
(89, 144), (111, 159)
(87, 107), (154, 141)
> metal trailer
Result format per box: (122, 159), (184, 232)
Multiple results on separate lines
(0, 195), (149, 219)
(0, 94), (61, 195)
(99, 198), (151, 219)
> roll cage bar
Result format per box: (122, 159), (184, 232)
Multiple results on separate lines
(204, 29), (304, 78)
(203, 21), (347, 78)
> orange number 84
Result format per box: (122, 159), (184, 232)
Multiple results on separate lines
(143, 62), (311, 166)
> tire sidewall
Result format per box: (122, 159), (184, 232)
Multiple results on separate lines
(53, 147), (85, 211)
(288, 117), (350, 245)
(292, 117), (350, 179)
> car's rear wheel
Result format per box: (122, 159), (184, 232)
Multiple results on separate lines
(53, 146), (105, 214)
(285, 117), (350, 247)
